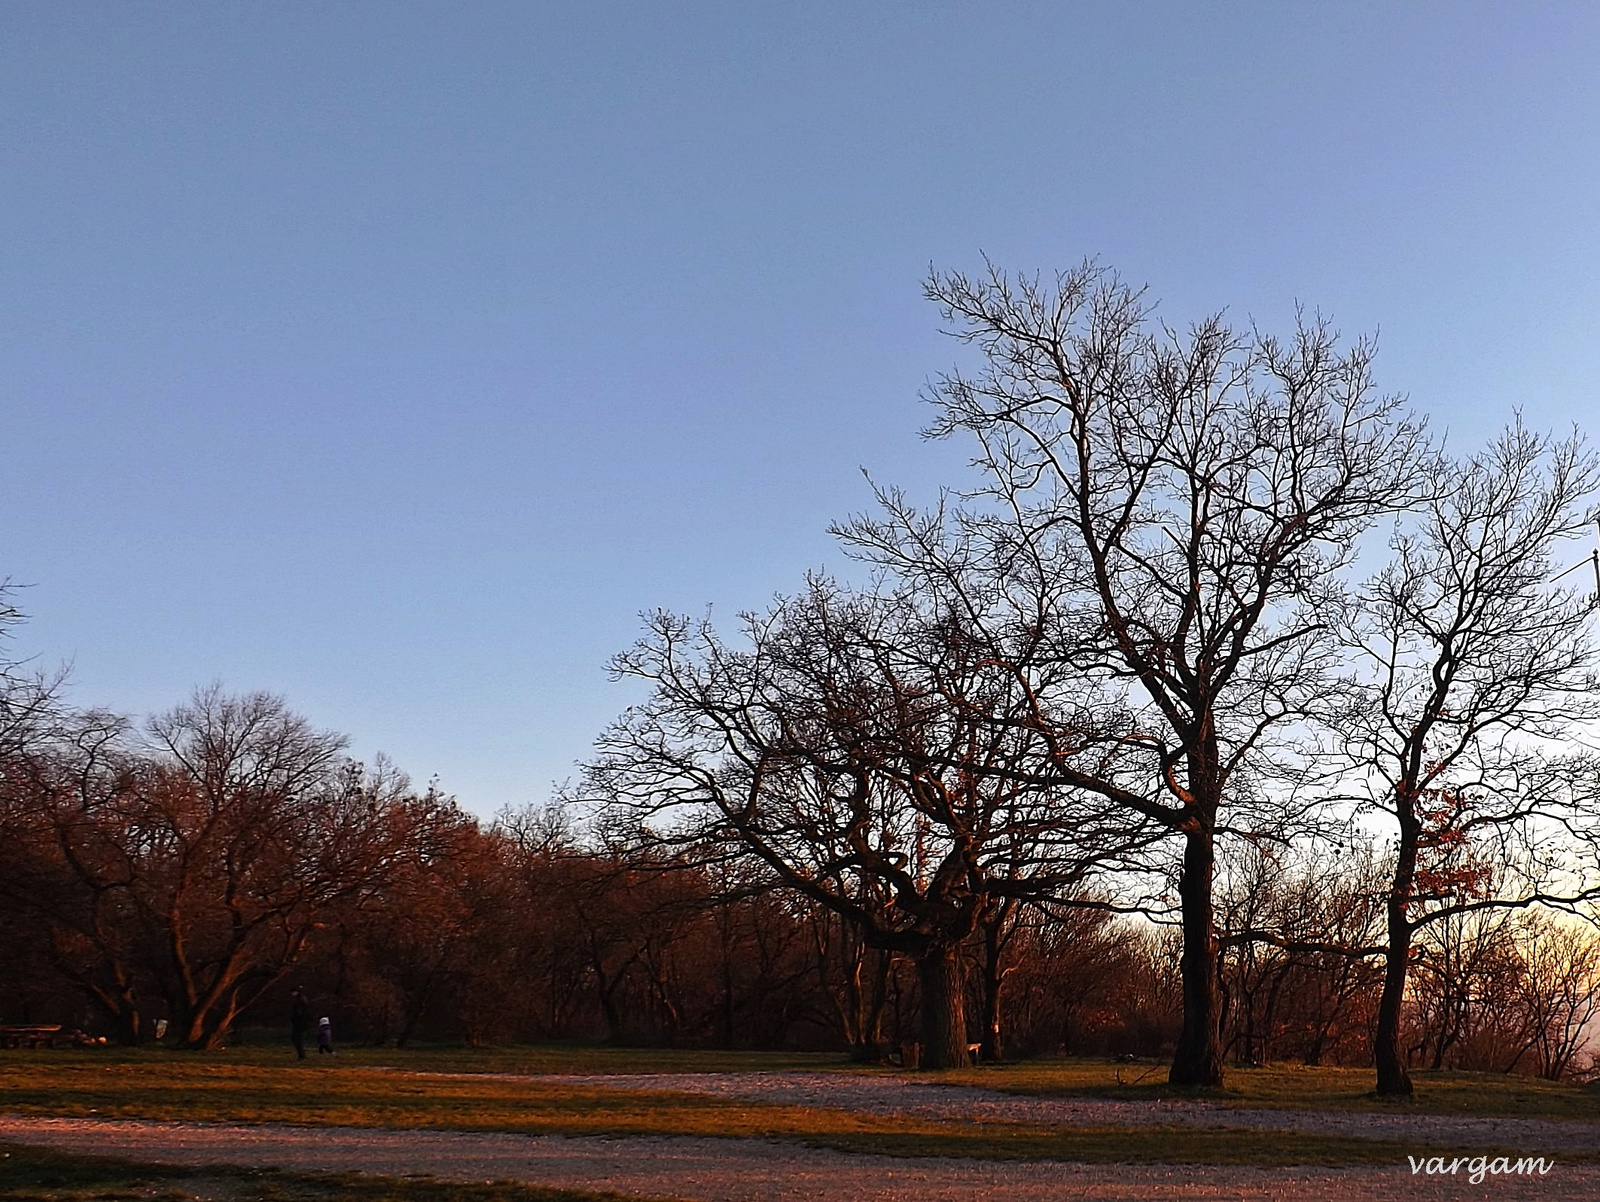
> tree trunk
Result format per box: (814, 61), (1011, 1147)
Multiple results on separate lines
(588, 936), (630, 1044)
(840, 926), (865, 1053)
(1169, 826), (1224, 1087)
(980, 904), (1011, 1062)
(82, 991), (141, 1047)
(1375, 923), (1415, 1094)
(864, 949), (890, 1057)
(917, 943), (969, 1070)
(198, 997), (240, 1050)
(79, 972), (142, 1046)
(397, 993), (429, 1048)
(849, 948), (890, 1062)
(1375, 804), (1419, 1096)
(177, 1011), (206, 1049)
(717, 902), (736, 1049)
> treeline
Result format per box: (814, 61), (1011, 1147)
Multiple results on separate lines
(7, 260), (1600, 1096)
(0, 684), (1159, 1056)
(1, 679), (1597, 1079)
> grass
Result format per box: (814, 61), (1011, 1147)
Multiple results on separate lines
(215, 1040), (842, 1076)
(47, 1038), (1600, 1120)
(0, 1142), (670, 1202)
(943, 1057), (1600, 1120)
(0, 1047), (1588, 1168)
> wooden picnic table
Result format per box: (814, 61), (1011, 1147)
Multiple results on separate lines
(0, 1024), (65, 1049)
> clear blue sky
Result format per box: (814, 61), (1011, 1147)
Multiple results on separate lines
(5, 2), (1599, 814)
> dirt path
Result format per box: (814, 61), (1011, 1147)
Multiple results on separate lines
(0, 1116), (1590, 1201)
(486, 1070), (1600, 1156)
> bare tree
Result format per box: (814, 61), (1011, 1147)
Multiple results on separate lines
(336, 806), (509, 1046)
(0, 583), (66, 763)
(2, 687), (453, 1047)
(589, 577), (1154, 1068)
(1407, 905), (1524, 1072)
(851, 260), (1429, 1085)
(1215, 839), (1385, 1067)
(993, 905), (1151, 1059)
(805, 899), (893, 1059)
(1508, 912), (1600, 1080)
(0, 707), (151, 1042)
(1339, 423), (1600, 1094)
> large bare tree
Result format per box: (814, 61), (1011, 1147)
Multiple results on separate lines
(881, 260), (1431, 1085)
(589, 576), (1157, 1068)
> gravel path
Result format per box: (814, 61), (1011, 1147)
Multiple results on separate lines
(0, 1116), (1591, 1201)
(486, 1070), (1600, 1156)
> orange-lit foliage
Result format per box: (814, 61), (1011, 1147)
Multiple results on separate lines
(1409, 784), (1495, 911)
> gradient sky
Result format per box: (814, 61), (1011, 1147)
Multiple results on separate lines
(5, 2), (1599, 814)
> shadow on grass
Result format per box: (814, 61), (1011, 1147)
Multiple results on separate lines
(0, 1143), (677, 1202)
(942, 1058), (1600, 1120)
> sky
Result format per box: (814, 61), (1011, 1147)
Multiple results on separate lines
(4, 2), (1600, 815)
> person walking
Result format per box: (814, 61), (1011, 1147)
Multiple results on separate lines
(290, 987), (310, 1060)
(316, 1014), (334, 1055)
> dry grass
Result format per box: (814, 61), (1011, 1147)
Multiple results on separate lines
(0, 1050), (1520, 1167)
(105, 1039), (1600, 1121)
(217, 1041), (841, 1076)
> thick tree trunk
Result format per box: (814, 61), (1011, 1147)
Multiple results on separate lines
(1375, 920), (1415, 1095)
(917, 943), (969, 1070)
(841, 930), (865, 1052)
(1169, 827), (1224, 1087)
(865, 949), (890, 1056)
(198, 999), (240, 1050)
(1375, 803), (1419, 1096)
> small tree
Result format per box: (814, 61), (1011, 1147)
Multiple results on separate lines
(0, 582), (64, 761)
(1508, 912), (1600, 1080)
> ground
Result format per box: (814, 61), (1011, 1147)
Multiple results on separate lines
(1, 1047), (1593, 1200)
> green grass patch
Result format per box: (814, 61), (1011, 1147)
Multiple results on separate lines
(0, 1142), (669, 1202)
